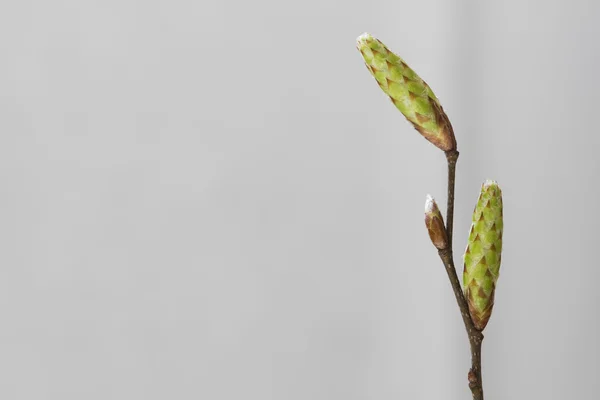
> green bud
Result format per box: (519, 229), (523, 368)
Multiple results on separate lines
(463, 180), (503, 331)
(356, 32), (456, 152)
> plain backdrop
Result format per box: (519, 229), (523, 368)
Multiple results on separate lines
(1, 0), (599, 399)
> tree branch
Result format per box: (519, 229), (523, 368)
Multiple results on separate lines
(445, 150), (459, 249)
(439, 150), (485, 400)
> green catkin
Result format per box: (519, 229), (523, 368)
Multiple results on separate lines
(463, 180), (503, 331)
(356, 33), (456, 151)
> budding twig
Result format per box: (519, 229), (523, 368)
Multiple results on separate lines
(356, 33), (506, 400)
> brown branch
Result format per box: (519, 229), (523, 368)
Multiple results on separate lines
(445, 150), (459, 249)
(439, 150), (485, 400)
(438, 249), (484, 399)
(468, 335), (484, 400)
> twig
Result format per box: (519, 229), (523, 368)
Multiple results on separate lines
(439, 150), (485, 400)
(445, 150), (459, 248)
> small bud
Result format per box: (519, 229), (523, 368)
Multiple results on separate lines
(463, 180), (504, 331)
(425, 195), (448, 250)
(468, 369), (478, 384)
(356, 32), (456, 152)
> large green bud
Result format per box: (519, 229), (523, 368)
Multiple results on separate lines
(356, 32), (456, 152)
(463, 180), (503, 331)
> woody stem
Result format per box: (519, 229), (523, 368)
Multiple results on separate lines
(439, 150), (485, 400)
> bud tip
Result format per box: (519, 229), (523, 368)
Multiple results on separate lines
(356, 32), (372, 46)
(483, 179), (499, 190)
(424, 194), (435, 213)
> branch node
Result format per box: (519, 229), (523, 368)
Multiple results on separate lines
(445, 149), (459, 164)
(468, 369), (478, 385)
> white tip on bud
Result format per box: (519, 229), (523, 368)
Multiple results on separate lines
(425, 194), (435, 213)
(356, 32), (373, 46)
(483, 179), (498, 189)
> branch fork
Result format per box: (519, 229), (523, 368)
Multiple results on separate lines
(439, 150), (485, 400)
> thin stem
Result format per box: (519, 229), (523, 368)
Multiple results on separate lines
(469, 337), (484, 400)
(445, 150), (459, 249)
(438, 250), (481, 340)
(439, 150), (485, 400)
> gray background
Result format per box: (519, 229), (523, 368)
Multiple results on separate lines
(0, 0), (598, 399)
